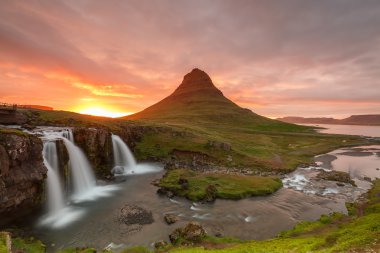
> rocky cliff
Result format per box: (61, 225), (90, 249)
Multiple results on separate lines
(72, 124), (149, 178)
(0, 129), (47, 224)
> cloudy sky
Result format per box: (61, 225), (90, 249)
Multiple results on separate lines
(1, 0), (379, 118)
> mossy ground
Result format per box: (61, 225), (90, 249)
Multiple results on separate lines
(0, 232), (9, 253)
(10, 237), (45, 253)
(158, 169), (283, 200)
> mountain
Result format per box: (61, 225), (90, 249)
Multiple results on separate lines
(278, 115), (380, 126)
(127, 68), (299, 131)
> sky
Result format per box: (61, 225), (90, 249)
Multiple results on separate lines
(0, 0), (380, 118)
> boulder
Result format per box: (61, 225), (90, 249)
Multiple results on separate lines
(164, 214), (179, 225)
(204, 184), (217, 202)
(207, 141), (231, 151)
(169, 222), (206, 244)
(317, 170), (356, 187)
(154, 240), (168, 249)
(118, 204), (154, 225)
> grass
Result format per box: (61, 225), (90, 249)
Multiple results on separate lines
(159, 169), (283, 201)
(0, 127), (28, 137)
(120, 246), (152, 253)
(57, 248), (97, 253)
(163, 180), (380, 252)
(11, 237), (45, 253)
(0, 232), (9, 253)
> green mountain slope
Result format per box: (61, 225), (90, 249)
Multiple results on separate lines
(127, 68), (307, 132)
(127, 69), (368, 171)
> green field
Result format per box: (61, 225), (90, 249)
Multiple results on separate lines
(158, 169), (282, 201)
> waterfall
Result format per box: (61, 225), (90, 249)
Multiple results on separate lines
(43, 141), (66, 215)
(111, 134), (136, 175)
(62, 129), (74, 143)
(38, 128), (117, 228)
(62, 138), (96, 197)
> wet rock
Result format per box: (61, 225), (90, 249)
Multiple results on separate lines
(164, 214), (179, 225)
(169, 222), (206, 244)
(118, 204), (154, 225)
(214, 230), (223, 238)
(111, 166), (125, 175)
(73, 127), (113, 178)
(178, 178), (189, 189)
(154, 240), (168, 249)
(363, 176), (372, 182)
(317, 170), (356, 187)
(0, 130), (47, 224)
(157, 188), (174, 198)
(204, 184), (217, 202)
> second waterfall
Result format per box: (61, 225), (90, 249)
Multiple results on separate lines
(111, 134), (137, 175)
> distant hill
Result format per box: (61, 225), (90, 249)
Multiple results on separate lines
(277, 115), (380, 126)
(127, 68), (305, 132)
(20, 105), (54, 110)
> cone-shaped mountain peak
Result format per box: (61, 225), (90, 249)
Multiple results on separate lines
(172, 68), (223, 97)
(127, 68), (271, 126)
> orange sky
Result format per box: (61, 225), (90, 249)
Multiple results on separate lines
(1, 1), (380, 118)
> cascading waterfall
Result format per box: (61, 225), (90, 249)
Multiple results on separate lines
(43, 141), (66, 215)
(62, 129), (74, 143)
(111, 134), (136, 175)
(38, 128), (117, 228)
(62, 138), (96, 197)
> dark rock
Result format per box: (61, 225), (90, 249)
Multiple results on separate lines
(317, 170), (356, 187)
(169, 228), (182, 244)
(154, 240), (168, 249)
(164, 214), (179, 225)
(118, 204), (154, 225)
(207, 140), (231, 151)
(214, 230), (223, 238)
(0, 130), (47, 225)
(73, 127), (113, 178)
(21, 124), (35, 130)
(169, 222), (206, 244)
(363, 176), (372, 182)
(178, 178), (189, 189)
(336, 182), (345, 187)
(156, 188), (174, 198)
(111, 166), (125, 175)
(376, 168), (379, 171)
(204, 184), (217, 202)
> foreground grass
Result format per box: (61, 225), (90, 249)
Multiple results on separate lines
(165, 180), (380, 253)
(159, 169), (282, 201)
(0, 232), (9, 253)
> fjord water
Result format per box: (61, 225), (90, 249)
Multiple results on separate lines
(303, 123), (380, 137)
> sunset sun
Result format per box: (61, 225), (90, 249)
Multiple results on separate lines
(77, 106), (132, 118)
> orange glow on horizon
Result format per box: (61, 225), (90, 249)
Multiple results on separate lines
(73, 106), (133, 118)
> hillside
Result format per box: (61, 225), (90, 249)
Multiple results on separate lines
(126, 69), (368, 172)
(278, 115), (380, 126)
(127, 68), (306, 132)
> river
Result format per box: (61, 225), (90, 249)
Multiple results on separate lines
(11, 124), (380, 252)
